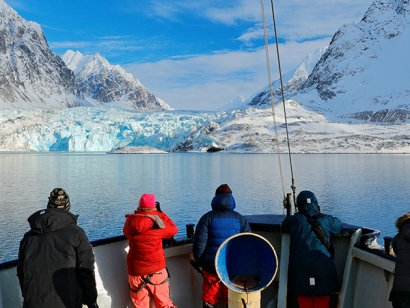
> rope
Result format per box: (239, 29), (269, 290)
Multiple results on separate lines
(260, 0), (297, 211)
(259, 0), (286, 199)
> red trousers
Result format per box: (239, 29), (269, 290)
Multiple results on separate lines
(201, 270), (228, 306)
(128, 268), (176, 308)
(297, 295), (330, 308)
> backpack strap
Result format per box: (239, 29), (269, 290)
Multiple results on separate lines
(304, 214), (331, 252)
(133, 214), (165, 228)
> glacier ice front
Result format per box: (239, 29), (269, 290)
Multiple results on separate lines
(0, 107), (230, 152)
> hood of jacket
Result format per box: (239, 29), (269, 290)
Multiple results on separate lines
(211, 194), (236, 211)
(296, 190), (320, 217)
(124, 211), (158, 236)
(28, 208), (78, 234)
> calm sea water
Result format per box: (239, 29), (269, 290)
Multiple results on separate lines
(1, 152), (409, 263)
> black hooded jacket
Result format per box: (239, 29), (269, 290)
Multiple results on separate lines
(390, 217), (410, 301)
(17, 208), (97, 308)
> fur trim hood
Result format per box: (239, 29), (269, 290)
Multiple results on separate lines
(395, 213), (410, 231)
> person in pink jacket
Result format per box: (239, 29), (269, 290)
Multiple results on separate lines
(123, 193), (178, 308)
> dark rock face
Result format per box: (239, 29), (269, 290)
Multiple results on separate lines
(346, 109), (410, 123)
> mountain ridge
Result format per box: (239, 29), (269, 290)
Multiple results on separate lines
(62, 50), (171, 111)
(0, 0), (85, 109)
(297, 0), (410, 122)
(0, 0), (170, 111)
(245, 0), (410, 124)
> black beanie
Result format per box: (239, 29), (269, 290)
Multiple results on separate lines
(47, 188), (70, 211)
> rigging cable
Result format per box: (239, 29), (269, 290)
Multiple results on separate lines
(260, 0), (297, 211)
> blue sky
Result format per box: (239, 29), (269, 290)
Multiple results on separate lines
(8, 0), (374, 110)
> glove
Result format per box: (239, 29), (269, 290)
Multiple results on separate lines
(190, 259), (203, 274)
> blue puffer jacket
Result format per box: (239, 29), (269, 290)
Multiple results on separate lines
(282, 190), (343, 297)
(193, 194), (251, 273)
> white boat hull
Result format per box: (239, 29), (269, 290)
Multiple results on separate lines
(0, 215), (395, 308)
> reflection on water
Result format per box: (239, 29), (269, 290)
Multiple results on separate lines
(0, 152), (409, 262)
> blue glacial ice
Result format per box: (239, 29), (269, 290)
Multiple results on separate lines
(0, 107), (233, 152)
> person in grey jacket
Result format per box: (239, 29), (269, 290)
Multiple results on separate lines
(389, 212), (410, 308)
(17, 188), (99, 308)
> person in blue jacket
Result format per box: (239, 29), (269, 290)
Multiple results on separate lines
(282, 190), (343, 308)
(193, 184), (251, 308)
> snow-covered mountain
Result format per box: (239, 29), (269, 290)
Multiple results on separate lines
(0, 0), (409, 153)
(249, 0), (410, 124)
(0, 0), (170, 111)
(297, 0), (410, 123)
(245, 47), (328, 108)
(62, 50), (171, 112)
(218, 96), (247, 110)
(0, 0), (87, 109)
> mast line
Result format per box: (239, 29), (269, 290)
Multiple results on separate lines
(260, 0), (297, 212)
(269, 0), (297, 206)
(259, 0), (286, 200)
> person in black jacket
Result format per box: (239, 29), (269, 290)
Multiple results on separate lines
(389, 212), (410, 308)
(17, 188), (99, 308)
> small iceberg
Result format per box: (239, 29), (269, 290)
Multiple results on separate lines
(107, 146), (168, 154)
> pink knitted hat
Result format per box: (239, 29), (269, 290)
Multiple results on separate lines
(138, 194), (156, 208)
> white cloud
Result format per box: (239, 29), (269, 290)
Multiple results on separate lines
(141, 0), (373, 41)
(124, 38), (330, 110)
(204, 1), (261, 25)
(121, 0), (374, 110)
(43, 0), (373, 110)
(274, 1), (373, 41)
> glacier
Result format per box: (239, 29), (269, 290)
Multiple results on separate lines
(0, 107), (231, 152)
(1, 104), (409, 154)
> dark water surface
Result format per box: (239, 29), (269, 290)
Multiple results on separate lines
(1, 152), (409, 262)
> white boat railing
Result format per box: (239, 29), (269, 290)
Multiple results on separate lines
(0, 216), (397, 308)
(339, 229), (395, 308)
(277, 233), (290, 308)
